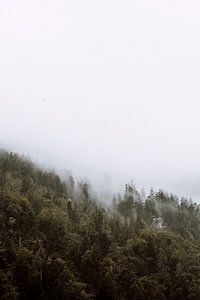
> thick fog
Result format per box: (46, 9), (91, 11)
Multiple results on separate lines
(1, 0), (200, 201)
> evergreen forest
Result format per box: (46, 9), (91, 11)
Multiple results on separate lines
(1, 150), (200, 299)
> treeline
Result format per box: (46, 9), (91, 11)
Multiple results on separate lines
(1, 150), (200, 299)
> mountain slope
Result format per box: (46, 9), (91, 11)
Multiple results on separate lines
(0, 150), (200, 299)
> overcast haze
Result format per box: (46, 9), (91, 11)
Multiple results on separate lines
(1, 0), (200, 200)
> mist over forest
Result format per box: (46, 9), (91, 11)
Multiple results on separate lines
(1, 0), (200, 298)
(2, 0), (200, 202)
(1, 150), (200, 299)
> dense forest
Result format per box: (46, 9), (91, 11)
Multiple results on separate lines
(1, 150), (200, 299)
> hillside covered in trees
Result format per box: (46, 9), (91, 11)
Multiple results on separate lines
(1, 150), (200, 299)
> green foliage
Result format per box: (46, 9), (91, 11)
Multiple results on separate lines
(1, 150), (200, 299)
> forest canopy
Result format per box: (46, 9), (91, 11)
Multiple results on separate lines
(0, 150), (200, 299)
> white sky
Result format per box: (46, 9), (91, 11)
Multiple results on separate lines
(1, 0), (200, 200)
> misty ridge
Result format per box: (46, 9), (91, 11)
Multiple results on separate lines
(1, 149), (200, 299)
(0, 149), (195, 231)
(2, 0), (200, 298)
